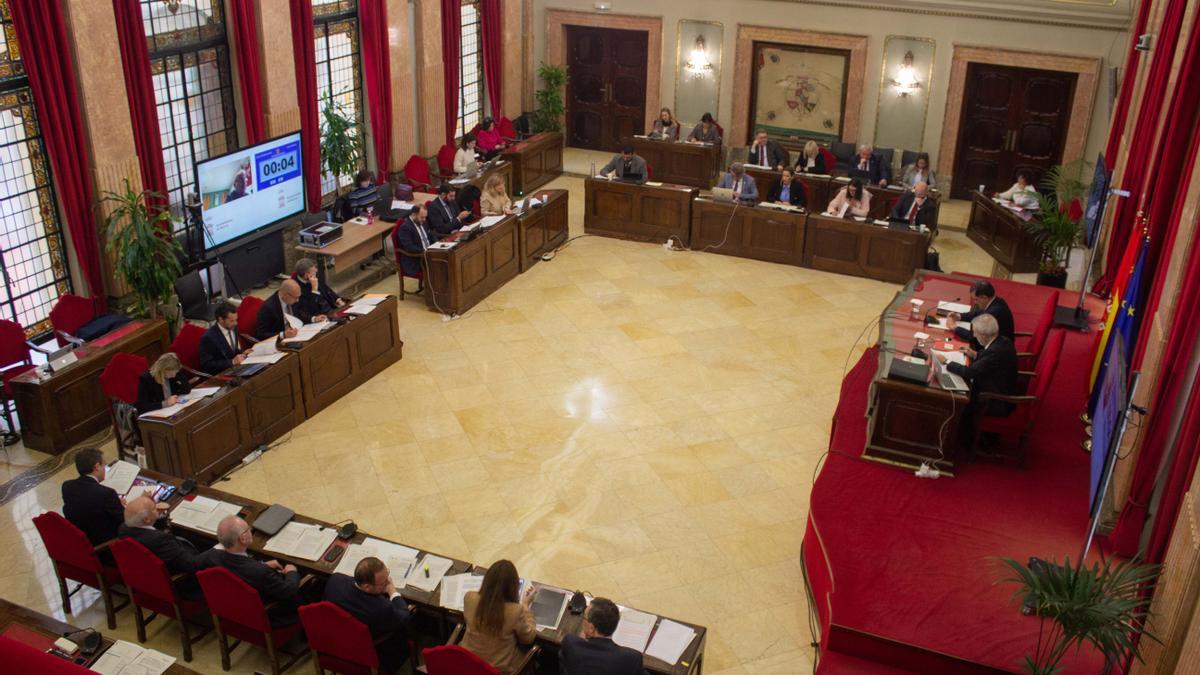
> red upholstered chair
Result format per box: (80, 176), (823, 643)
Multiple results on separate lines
(422, 624), (539, 674)
(969, 329), (1067, 466)
(0, 636), (95, 674)
(300, 601), (402, 675)
(497, 116), (520, 142)
(383, 225), (424, 301)
(819, 147), (837, 175)
(645, 163), (653, 180)
(236, 296), (264, 350)
(100, 353), (149, 461)
(169, 323), (208, 381)
(0, 319), (41, 444)
(110, 538), (211, 661)
(714, 121), (724, 140)
(49, 294), (97, 347)
(403, 154), (435, 191)
(1015, 294), (1057, 370)
(32, 512), (127, 629)
(436, 144), (457, 180)
(196, 566), (308, 674)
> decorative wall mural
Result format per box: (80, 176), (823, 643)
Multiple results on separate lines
(749, 42), (849, 143)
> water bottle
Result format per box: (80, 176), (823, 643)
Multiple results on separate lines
(590, 161), (595, 178)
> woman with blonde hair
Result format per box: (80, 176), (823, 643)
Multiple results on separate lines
(797, 140), (828, 174)
(480, 174), (513, 216)
(135, 352), (191, 414)
(650, 107), (679, 140)
(461, 559), (536, 674)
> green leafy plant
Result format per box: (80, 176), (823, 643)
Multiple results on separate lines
(1024, 162), (1092, 276)
(100, 181), (183, 318)
(994, 556), (1160, 674)
(320, 97), (362, 198)
(532, 63), (568, 133)
(1043, 159), (1093, 206)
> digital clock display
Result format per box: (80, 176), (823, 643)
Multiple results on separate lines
(255, 141), (302, 189)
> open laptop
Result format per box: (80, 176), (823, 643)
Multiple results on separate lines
(929, 357), (970, 392)
(228, 362), (269, 378)
(711, 186), (735, 203)
(45, 344), (79, 373)
(461, 160), (480, 179)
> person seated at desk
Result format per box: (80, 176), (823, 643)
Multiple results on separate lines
(825, 178), (872, 218)
(476, 117), (507, 159)
(716, 163), (759, 203)
(686, 112), (721, 144)
(341, 170), (380, 221)
(119, 495), (205, 584)
(324, 556), (414, 674)
(599, 145), (648, 182)
(649, 107), (679, 140)
(748, 129), (789, 170)
(227, 172), (248, 202)
(560, 597), (647, 675)
(889, 181), (935, 228)
(293, 258), (345, 322)
(394, 203), (433, 281)
(481, 174), (513, 216)
(427, 183), (473, 237)
(936, 314), (1019, 419)
(455, 134), (482, 175)
(767, 168), (806, 209)
(199, 515), (302, 626)
(849, 144), (891, 187)
(948, 280), (1015, 348)
(796, 140), (828, 175)
(199, 301), (251, 374)
(461, 559), (537, 675)
(62, 447), (125, 546)
(996, 170), (1039, 208)
(256, 278), (311, 341)
(135, 352), (191, 415)
(900, 152), (937, 189)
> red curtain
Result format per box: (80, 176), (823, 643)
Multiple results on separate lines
(1104, 0), (1154, 163)
(359, 0), (393, 182)
(441, 0), (462, 146)
(7, 1), (106, 303)
(480, 0), (502, 119)
(112, 0), (169, 207)
(288, 0), (322, 212)
(229, 0), (265, 145)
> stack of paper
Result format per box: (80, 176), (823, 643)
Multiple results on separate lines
(100, 460), (140, 495)
(440, 572), (484, 611)
(477, 215), (505, 229)
(932, 349), (968, 366)
(429, 241), (457, 250)
(284, 314), (304, 331)
(404, 553), (454, 592)
(645, 619), (696, 665)
(937, 301), (971, 314)
(243, 352), (285, 365)
(90, 639), (176, 675)
(612, 607), (657, 652)
(170, 496), (241, 534)
(333, 537), (419, 580)
(356, 294), (389, 305)
(249, 340), (280, 357)
(391, 200), (415, 211)
(282, 320), (332, 344)
(262, 521), (339, 561)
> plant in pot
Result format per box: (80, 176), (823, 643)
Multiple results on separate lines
(1025, 162), (1091, 288)
(320, 96), (363, 201)
(100, 181), (184, 319)
(532, 62), (568, 133)
(995, 555), (1160, 674)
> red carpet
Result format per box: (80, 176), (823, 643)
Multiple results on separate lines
(805, 276), (1108, 674)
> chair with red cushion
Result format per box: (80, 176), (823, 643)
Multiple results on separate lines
(422, 624), (539, 674)
(970, 329), (1067, 466)
(383, 225), (424, 301)
(196, 566), (308, 674)
(436, 144), (457, 180)
(32, 512), (128, 629)
(0, 636), (95, 674)
(100, 353), (149, 461)
(169, 323), (208, 381)
(236, 296), (264, 350)
(497, 116), (521, 142)
(110, 538), (211, 661)
(49, 294), (97, 347)
(714, 121), (724, 140)
(819, 147), (837, 175)
(646, 163), (653, 180)
(403, 154), (435, 192)
(300, 601), (414, 675)
(0, 319), (43, 445)
(1014, 294), (1057, 371)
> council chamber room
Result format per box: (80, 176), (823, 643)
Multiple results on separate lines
(1, 0), (1199, 673)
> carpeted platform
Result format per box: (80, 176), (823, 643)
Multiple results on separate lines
(806, 278), (1107, 673)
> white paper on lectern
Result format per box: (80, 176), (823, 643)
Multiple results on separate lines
(101, 460), (140, 495)
(611, 607), (657, 652)
(645, 618), (695, 665)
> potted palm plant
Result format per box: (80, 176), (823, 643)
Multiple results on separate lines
(100, 181), (184, 319)
(320, 97), (362, 200)
(532, 63), (568, 133)
(995, 556), (1160, 674)
(1025, 162), (1091, 288)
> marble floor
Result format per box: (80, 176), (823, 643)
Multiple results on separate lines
(0, 168), (996, 674)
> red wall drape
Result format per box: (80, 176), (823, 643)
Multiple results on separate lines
(480, 0), (503, 119)
(112, 0), (169, 207)
(1104, 0), (1154, 164)
(359, 0), (393, 182)
(7, 0), (106, 302)
(440, 0), (462, 145)
(288, 0), (322, 212)
(229, 0), (265, 145)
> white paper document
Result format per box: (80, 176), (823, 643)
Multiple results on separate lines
(937, 301), (971, 315)
(913, 331), (930, 341)
(932, 349), (968, 367)
(333, 538), (420, 580)
(342, 303), (377, 316)
(645, 618), (696, 665)
(429, 241), (457, 250)
(249, 339), (279, 357)
(477, 215), (505, 229)
(391, 200), (415, 211)
(611, 607), (657, 652)
(189, 386), (221, 399)
(440, 572), (484, 611)
(405, 553), (454, 592)
(356, 294), (389, 305)
(171, 497), (241, 534)
(90, 639), (176, 675)
(927, 316), (952, 331)
(282, 320), (332, 344)
(138, 399), (200, 419)
(101, 460), (140, 495)
(263, 521), (339, 561)
(284, 313), (304, 330)
(243, 352), (285, 365)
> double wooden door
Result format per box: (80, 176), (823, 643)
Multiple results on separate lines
(951, 63), (1077, 199)
(565, 26), (647, 151)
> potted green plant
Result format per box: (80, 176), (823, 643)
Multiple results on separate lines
(320, 97), (362, 199)
(100, 180), (184, 319)
(1025, 162), (1091, 288)
(995, 556), (1160, 674)
(532, 62), (568, 133)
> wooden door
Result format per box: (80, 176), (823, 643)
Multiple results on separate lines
(565, 26), (648, 150)
(951, 63), (1077, 199)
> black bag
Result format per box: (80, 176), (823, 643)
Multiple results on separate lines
(925, 247), (942, 272)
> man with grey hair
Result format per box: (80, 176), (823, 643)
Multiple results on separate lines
(198, 515), (302, 626)
(255, 278), (303, 341)
(937, 313), (1019, 417)
(851, 143), (891, 186)
(716, 162), (759, 203)
(292, 257), (344, 323)
(118, 495), (206, 575)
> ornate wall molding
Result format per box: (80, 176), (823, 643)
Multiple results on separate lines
(768, 0), (1130, 31)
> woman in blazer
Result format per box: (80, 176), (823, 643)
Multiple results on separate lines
(480, 174), (513, 216)
(768, 168), (807, 209)
(649, 107), (680, 140)
(461, 559), (537, 675)
(796, 140), (828, 175)
(687, 112), (721, 143)
(135, 352), (191, 414)
(825, 179), (872, 218)
(900, 152), (937, 189)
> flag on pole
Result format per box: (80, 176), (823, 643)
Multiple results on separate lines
(1090, 217), (1145, 388)
(1088, 230), (1147, 415)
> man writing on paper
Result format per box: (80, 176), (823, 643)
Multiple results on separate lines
(936, 313), (1019, 420)
(255, 279), (315, 341)
(560, 597), (647, 675)
(947, 280), (1015, 349)
(200, 302), (251, 373)
(324, 557), (414, 673)
(199, 515), (303, 626)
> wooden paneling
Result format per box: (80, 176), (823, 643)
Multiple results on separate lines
(866, 371), (967, 472)
(804, 214), (932, 284)
(965, 190), (1042, 273)
(1133, 490), (1200, 674)
(629, 137), (720, 188)
(501, 132), (564, 194)
(518, 190), (569, 272)
(584, 178), (697, 244)
(425, 216), (522, 315)
(689, 198), (806, 266)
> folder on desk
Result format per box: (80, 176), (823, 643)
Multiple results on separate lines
(405, 554), (453, 592)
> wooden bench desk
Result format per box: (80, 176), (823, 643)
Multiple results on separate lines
(501, 132), (564, 194)
(804, 213), (933, 284)
(583, 178), (697, 245)
(628, 136), (720, 189)
(690, 197), (807, 267)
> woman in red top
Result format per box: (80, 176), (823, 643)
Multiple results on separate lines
(476, 117), (506, 160)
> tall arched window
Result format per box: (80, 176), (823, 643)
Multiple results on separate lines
(313, 0), (364, 198)
(456, 0), (484, 138)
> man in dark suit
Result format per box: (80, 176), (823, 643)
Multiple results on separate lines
(940, 314), (1019, 417)
(293, 258), (344, 323)
(560, 597), (647, 675)
(255, 278), (303, 341)
(199, 301), (249, 374)
(426, 183), (471, 238)
(394, 203), (432, 279)
(61, 448), (127, 546)
(119, 495), (208, 575)
(950, 280), (1016, 349)
(748, 129), (790, 170)
(889, 182), (936, 229)
(849, 144), (891, 186)
(199, 515), (302, 626)
(324, 557), (413, 673)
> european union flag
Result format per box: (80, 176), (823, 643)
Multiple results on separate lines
(1113, 242), (1147, 363)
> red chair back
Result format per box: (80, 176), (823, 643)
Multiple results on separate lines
(819, 147), (837, 173)
(437, 144), (457, 176)
(422, 644), (500, 675)
(100, 353), (149, 405)
(497, 116), (518, 141)
(33, 512), (103, 576)
(404, 154), (433, 188)
(646, 163), (653, 179)
(0, 636), (95, 674)
(170, 323), (206, 372)
(715, 121), (724, 139)
(196, 566), (272, 635)
(299, 602), (379, 673)
(49, 294), (97, 346)
(0, 320), (31, 370)
(110, 538), (180, 617)
(1029, 330), (1065, 405)
(1026, 295), (1057, 357)
(236, 297), (264, 346)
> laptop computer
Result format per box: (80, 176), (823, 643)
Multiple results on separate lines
(929, 357), (970, 392)
(228, 362), (269, 378)
(888, 356), (928, 385)
(711, 186), (735, 203)
(45, 345), (78, 373)
(461, 159), (480, 179)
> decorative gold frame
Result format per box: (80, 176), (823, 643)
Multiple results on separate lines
(673, 19), (724, 127)
(873, 35), (936, 153)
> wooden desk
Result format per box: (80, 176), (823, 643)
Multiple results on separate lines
(804, 214), (932, 284)
(583, 178), (697, 245)
(11, 319), (170, 454)
(966, 190), (1041, 273)
(460, 159), (514, 196)
(516, 189), (569, 272)
(690, 198), (807, 266)
(817, 178), (942, 229)
(296, 215), (393, 274)
(628, 137), (720, 188)
(501, 132), (563, 194)
(296, 295), (404, 417)
(745, 168), (833, 212)
(424, 216), (521, 316)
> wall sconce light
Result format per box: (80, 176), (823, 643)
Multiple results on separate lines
(891, 51), (921, 97)
(685, 35), (713, 79)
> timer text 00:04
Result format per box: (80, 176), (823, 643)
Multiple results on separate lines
(260, 154), (297, 180)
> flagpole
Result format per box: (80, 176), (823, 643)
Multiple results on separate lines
(1055, 188), (1127, 331)
(1082, 371), (1142, 561)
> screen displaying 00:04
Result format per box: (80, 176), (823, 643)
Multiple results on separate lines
(196, 132), (306, 250)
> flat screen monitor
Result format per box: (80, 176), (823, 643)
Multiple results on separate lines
(194, 132), (305, 251)
(1083, 153), (1110, 248)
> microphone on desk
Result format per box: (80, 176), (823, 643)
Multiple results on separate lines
(923, 296), (961, 326)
